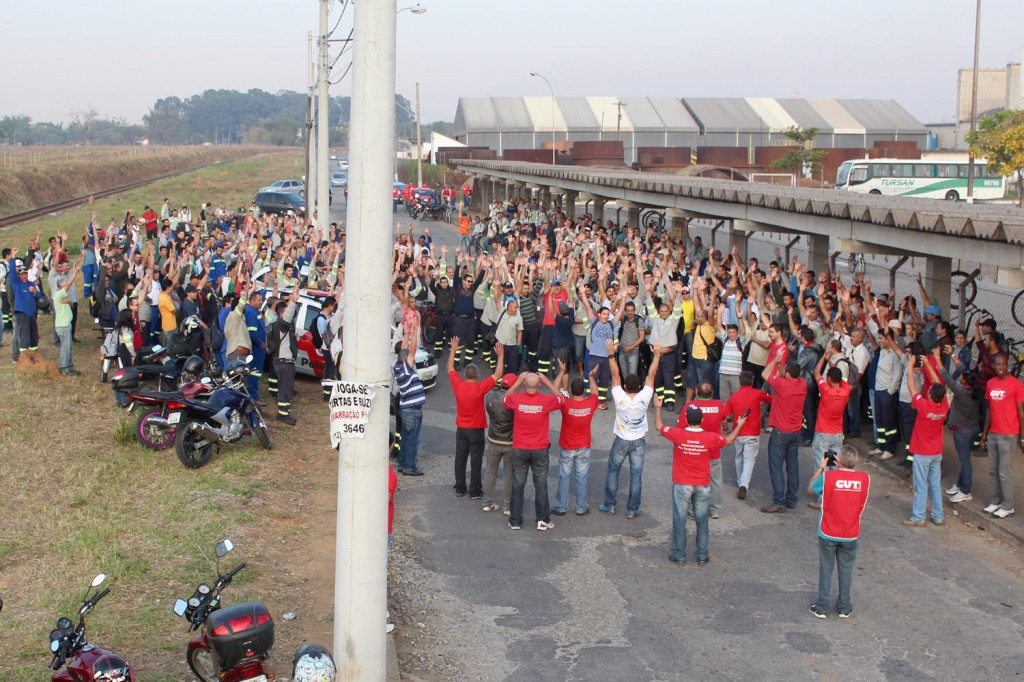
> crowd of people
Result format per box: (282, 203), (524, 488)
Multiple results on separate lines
(387, 193), (1022, 618)
(3, 186), (1022, 622)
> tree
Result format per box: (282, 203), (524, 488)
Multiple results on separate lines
(967, 109), (1024, 207)
(769, 126), (828, 178)
(67, 108), (99, 145)
(144, 97), (188, 144)
(0, 115), (33, 144)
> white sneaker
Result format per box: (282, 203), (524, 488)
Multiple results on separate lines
(868, 448), (882, 456)
(537, 520), (554, 531)
(560, 389), (570, 398)
(879, 452), (894, 461)
(386, 622), (396, 634)
(950, 491), (973, 503)
(992, 507), (1016, 519)
(983, 503), (1000, 514)
(945, 485), (961, 496)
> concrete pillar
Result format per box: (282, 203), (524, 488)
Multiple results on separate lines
(727, 220), (748, 263)
(627, 206), (640, 230)
(563, 190), (578, 220)
(592, 198), (607, 224)
(806, 234), (829, 278)
(671, 216), (687, 240)
(541, 188), (552, 211)
(925, 256), (952, 320)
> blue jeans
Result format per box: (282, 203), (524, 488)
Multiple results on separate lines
(398, 406), (423, 472)
(815, 537), (858, 614)
(911, 454), (943, 522)
(767, 428), (801, 507)
(56, 325), (74, 371)
(603, 436), (646, 515)
(952, 425), (979, 494)
(671, 484), (710, 562)
(733, 435), (760, 489)
(510, 447), (551, 526)
(554, 447), (591, 513)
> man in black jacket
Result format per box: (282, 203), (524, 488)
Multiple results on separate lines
(268, 299), (299, 426)
(430, 273), (456, 355)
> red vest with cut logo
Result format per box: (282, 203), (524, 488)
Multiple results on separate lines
(819, 469), (870, 541)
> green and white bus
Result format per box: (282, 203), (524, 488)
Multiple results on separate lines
(835, 159), (1005, 201)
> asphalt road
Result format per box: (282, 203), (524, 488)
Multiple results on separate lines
(333, 199), (1024, 682)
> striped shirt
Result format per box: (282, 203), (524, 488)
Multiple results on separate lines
(718, 333), (746, 375)
(395, 361), (426, 409)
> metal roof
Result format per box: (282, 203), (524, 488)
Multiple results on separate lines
(775, 99), (832, 133)
(839, 100), (928, 135)
(806, 99), (865, 135)
(522, 97), (566, 132)
(682, 98), (765, 134)
(650, 97), (699, 132)
(556, 97), (600, 131)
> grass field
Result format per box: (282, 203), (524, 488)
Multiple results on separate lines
(0, 149), (339, 679)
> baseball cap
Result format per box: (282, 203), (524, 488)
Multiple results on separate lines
(685, 405), (704, 424)
(924, 304), (941, 316)
(888, 319), (903, 330)
(500, 373), (517, 389)
(503, 281), (514, 288)
(551, 279), (562, 286)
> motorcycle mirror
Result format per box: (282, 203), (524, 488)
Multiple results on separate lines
(172, 599), (188, 617)
(215, 539), (234, 558)
(91, 574), (106, 588)
(51, 639), (61, 653)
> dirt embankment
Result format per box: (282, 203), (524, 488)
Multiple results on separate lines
(0, 145), (278, 216)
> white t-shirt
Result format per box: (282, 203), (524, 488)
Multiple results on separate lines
(611, 385), (654, 441)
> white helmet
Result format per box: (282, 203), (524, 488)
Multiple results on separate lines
(292, 644), (336, 682)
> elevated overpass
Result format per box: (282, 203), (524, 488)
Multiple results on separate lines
(456, 160), (1024, 316)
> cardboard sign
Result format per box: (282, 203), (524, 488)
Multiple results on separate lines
(328, 381), (375, 445)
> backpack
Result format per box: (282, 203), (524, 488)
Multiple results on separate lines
(100, 329), (119, 357)
(322, 312), (337, 351)
(701, 328), (724, 363)
(266, 320), (283, 357)
(838, 356), (860, 387)
(310, 313), (326, 350)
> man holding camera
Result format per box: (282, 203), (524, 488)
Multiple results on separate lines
(807, 445), (870, 619)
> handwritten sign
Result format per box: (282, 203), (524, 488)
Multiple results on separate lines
(328, 381), (375, 446)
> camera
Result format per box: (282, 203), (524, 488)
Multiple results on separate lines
(825, 450), (837, 467)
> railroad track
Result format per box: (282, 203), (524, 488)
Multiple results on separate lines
(0, 163), (219, 230)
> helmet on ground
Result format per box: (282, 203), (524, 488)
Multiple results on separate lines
(292, 643), (336, 682)
(226, 359), (248, 379)
(183, 355), (204, 376)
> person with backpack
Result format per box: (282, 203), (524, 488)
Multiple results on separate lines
(581, 293), (624, 409)
(715, 302), (747, 405)
(796, 327), (825, 445)
(0, 248), (10, 348)
(617, 301), (645, 379)
(313, 296), (339, 401)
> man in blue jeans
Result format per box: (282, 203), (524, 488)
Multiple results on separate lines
(394, 318), (427, 476)
(656, 401), (746, 565)
(600, 346), (661, 519)
(761, 351), (808, 513)
(808, 445), (870, 619)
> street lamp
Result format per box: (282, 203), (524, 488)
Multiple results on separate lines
(398, 4), (427, 186)
(399, 3), (427, 13)
(530, 71), (556, 165)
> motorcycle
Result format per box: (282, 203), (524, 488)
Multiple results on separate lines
(172, 357), (272, 468)
(119, 375), (217, 450)
(48, 573), (135, 682)
(173, 539), (275, 682)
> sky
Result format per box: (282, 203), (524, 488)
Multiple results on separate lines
(1, 0), (1022, 127)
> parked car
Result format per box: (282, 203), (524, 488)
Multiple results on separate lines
(259, 179), (305, 195)
(292, 290), (437, 389)
(338, 157), (349, 170)
(393, 182), (406, 210)
(331, 172), (348, 187)
(252, 191), (305, 216)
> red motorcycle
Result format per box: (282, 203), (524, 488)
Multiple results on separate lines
(173, 539), (275, 682)
(48, 573), (135, 681)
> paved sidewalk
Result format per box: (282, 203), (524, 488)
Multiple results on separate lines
(854, 429), (1023, 547)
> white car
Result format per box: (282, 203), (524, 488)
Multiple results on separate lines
(290, 290), (437, 390)
(331, 172), (348, 187)
(259, 179), (306, 195)
(338, 157), (349, 170)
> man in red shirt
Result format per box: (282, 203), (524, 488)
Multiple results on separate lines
(538, 280), (569, 378)
(503, 365), (566, 531)
(807, 445), (870, 619)
(553, 365), (600, 516)
(683, 381), (728, 518)
(980, 353), (1024, 518)
(761, 350), (807, 513)
(142, 205), (158, 240)
(902, 355), (950, 526)
(448, 337), (505, 499)
(809, 353), (852, 509)
(722, 371), (771, 502)
(655, 402), (746, 565)
(766, 324), (789, 380)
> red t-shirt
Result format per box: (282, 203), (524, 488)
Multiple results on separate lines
(921, 355), (945, 393)
(768, 342), (789, 378)
(559, 395), (599, 449)
(816, 377), (852, 435)
(542, 289), (569, 326)
(681, 399), (727, 459)
(142, 209), (158, 232)
(723, 387), (771, 437)
(503, 391), (564, 449)
(986, 375), (1024, 435)
(659, 426), (724, 486)
(910, 393), (949, 456)
(450, 371), (495, 429)
(767, 376), (807, 432)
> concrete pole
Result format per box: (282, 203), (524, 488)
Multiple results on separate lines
(317, 0), (331, 240)
(925, 256), (953, 318)
(415, 82), (423, 187)
(334, 0), (395, 678)
(306, 31), (315, 202)
(966, 0), (981, 203)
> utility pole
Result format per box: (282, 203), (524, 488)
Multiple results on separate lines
(306, 31), (316, 209)
(615, 100), (627, 142)
(317, 0), (331, 238)
(966, 0), (981, 203)
(334, 0), (395, 678)
(415, 82), (423, 187)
